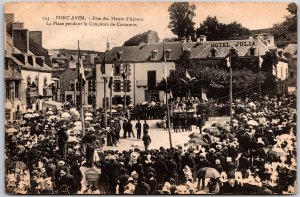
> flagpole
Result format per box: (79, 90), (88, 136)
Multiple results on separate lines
(78, 40), (85, 136)
(110, 81), (112, 125)
(124, 64), (127, 119)
(258, 51), (262, 99)
(163, 39), (172, 148)
(229, 50), (233, 121)
(104, 75), (107, 129)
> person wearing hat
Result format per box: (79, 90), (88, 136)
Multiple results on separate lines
(142, 130), (152, 151)
(146, 172), (157, 194)
(127, 119), (135, 138)
(57, 125), (68, 158)
(122, 119), (128, 138)
(118, 168), (129, 194)
(134, 176), (150, 194)
(108, 155), (121, 194)
(196, 114), (203, 133)
(135, 119), (142, 139)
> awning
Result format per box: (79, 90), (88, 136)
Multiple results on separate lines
(4, 69), (23, 80)
(42, 100), (64, 110)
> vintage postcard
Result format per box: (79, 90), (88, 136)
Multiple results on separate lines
(4, 1), (297, 195)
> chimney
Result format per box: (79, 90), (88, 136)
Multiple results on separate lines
(12, 22), (24, 30)
(188, 35), (192, 42)
(29, 31), (43, 46)
(12, 29), (29, 54)
(4, 13), (14, 36)
(199, 35), (207, 44)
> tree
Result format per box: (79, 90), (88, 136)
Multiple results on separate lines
(271, 3), (297, 46)
(168, 2), (196, 40)
(196, 16), (223, 40)
(123, 30), (159, 46)
(196, 16), (250, 40)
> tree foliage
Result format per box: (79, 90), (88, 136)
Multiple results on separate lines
(123, 30), (159, 46)
(168, 2), (196, 40)
(271, 3), (297, 46)
(196, 16), (251, 40)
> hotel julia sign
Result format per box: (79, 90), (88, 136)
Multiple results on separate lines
(211, 41), (256, 48)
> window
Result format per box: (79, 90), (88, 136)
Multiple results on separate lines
(70, 83), (75, 91)
(210, 48), (217, 57)
(122, 64), (130, 77)
(151, 50), (158, 60)
(165, 49), (171, 59)
(114, 80), (121, 92)
(114, 64), (121, 75)
(76, 82), (80, 91)
(15, 81), (19, 99)
(27, 76), (31, 86)
(250, 48), (255, 56)
(6, 82), (11, 100)
(28, 56), (34, 66)
(117, 51), (123, 59)
(123, 80), (131, 92)
(147, 71), (156, 89)
(44, 77), (47, 86)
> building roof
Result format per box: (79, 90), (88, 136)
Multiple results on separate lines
(101, 39), (271, 63)
(52, 68), (67, 78)
(4, 68), (22, 80)
(193, 39), (269, 58)
(29, 38), (52, 67)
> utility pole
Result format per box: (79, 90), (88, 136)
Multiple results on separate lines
(163, 39), (172, 148)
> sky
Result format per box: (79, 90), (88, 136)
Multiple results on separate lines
(5, 2), (290, 52)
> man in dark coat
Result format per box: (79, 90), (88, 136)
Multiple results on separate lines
(167, 158), (178, 182)
(134, 177), (150, 195)
(127, 120), (134, 138)
(123, 120), (128, 138)
(135, 120), (142, 139)
(142, 131), (151, 151)
(220, 179), (240, 194)
(146, 172), (157, 194)
(108, 156), (121, 194)
(57, 125), (68, 158)
(82, 131), (97, 167)
(143, 120), (149, 136)
(118, 168), (129, 194)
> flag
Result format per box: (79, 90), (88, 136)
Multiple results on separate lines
(186, 71), (195, 81)
(226, 56), (231, 67)
(186, 70), (191, 80)
(108, 66), (114, 89)
(259, 54), (263, 68)
(122, 64), (127, 79)
(78, 41), (86, 85)
(169, 88), (173, 99)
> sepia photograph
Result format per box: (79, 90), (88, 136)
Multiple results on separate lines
(4, 1), (297, 195)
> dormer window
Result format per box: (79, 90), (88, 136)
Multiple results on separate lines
(249, 46), (256, 56)
(151, 50), (158, 60)
(210, 47), (218, 57)
(117, 51), (123, 60)
(165, 49), (172, 59)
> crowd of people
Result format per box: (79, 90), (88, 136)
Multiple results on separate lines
(5, 94), (297, 194)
